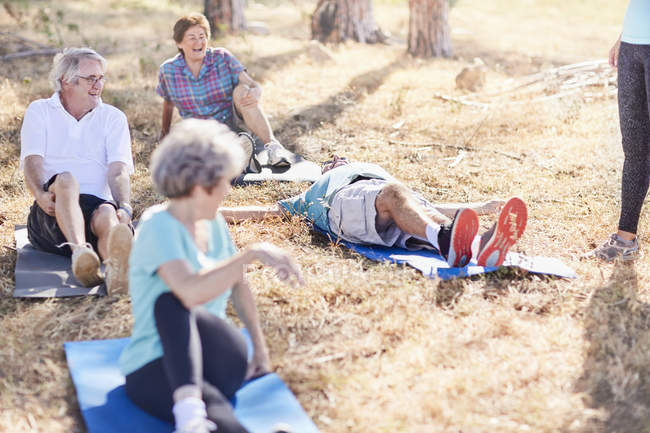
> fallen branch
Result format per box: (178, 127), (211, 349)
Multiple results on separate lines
(433, 93), (489, 108)
(0, 31), (52, 49)
(0, 48), (59, 61)
(388, 139), (523, 161)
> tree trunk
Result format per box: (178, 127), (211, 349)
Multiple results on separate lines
(204, 0), (247, 35)
(408, 0), (451, 57)
(311, 0), (386, 44)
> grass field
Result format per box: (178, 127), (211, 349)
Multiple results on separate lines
(1, 0), (649, 432)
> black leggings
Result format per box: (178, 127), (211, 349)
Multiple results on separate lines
(618, 42), (650, 234)
(125, 292), (250, 433)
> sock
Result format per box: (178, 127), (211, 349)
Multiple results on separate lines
(425, 224), (441, 250)
(172, 397), (208, 432)
(615, 234), (636, 245)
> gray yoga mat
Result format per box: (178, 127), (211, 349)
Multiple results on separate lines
(13, 225), (106, 298)
(234, 141), (321, 185)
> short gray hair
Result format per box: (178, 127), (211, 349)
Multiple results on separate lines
(151, 119), (246, 198)
(49, 47), (107, 92)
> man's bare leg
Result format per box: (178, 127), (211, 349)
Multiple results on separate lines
(91, 205), (132, 294)
(374, 182), (451, 238)
(50, 172), (102, 286)
(90, 204), (121, 260)
(50, 172), (86, 246)
(375, 182), (480, 267)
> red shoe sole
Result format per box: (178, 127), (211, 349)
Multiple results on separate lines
(447, 208), (479, 267)
(477, 197), (527, 267)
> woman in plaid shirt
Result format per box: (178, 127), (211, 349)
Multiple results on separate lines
(157, 13), (292, 167)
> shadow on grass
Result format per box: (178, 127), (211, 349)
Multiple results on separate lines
(573, 263), (650, 432)
(273, 56), (405, 148)
(245, 48), (308, 83)
(452, 39), (569, 76)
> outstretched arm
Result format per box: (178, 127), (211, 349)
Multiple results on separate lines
(219, 204), (284, 223)
(231, 276), (270, 380)
(432, 199), (506, 218)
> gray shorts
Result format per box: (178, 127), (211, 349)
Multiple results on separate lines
(327, 179), (438, 250)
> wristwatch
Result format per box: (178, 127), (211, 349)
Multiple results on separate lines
(118, 202), (133, 219)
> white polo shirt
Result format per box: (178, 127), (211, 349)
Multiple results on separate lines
(20, 93), (134, 201)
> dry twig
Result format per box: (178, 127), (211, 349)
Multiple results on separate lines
(389, 139), (523, 161)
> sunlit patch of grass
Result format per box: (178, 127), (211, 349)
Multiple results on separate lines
(1, 0), (649, 432)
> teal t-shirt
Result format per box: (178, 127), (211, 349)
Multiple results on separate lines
(278, 162), (393, 236)
(621, 0), (650, 44)
(119, 205), (237, 376)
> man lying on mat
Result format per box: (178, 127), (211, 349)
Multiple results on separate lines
(20, 47), (134, 293)
(120, 119), (302, 433)
(220, 156), (528, 268)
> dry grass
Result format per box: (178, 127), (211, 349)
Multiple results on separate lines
(1, 0), (649, 432)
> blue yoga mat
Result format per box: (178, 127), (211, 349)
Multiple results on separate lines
(65, 337), (319, 433)
(336, 238), (577, 280)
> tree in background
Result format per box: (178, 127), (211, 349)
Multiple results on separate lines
(408, 0), (451, 57)
(311, 0), (386, 44)
(204, 0), (247, 35)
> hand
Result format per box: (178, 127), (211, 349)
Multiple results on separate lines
(36, 190), (56, 216)
(249, 242), (304, 286)
(245, 349), (271, 381)
(609, 35), (621, 68)
(239, 84), (261, 109)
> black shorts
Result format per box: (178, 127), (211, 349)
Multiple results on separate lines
(27, 192), (116, 257)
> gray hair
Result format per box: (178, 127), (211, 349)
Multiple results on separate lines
(49, 47), (107, 92)
(151, 119), (245, 198)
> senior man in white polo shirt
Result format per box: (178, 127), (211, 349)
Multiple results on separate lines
(20, 47), (134, 294)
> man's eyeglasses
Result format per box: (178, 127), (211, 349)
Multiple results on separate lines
(76, 74), (107, 86)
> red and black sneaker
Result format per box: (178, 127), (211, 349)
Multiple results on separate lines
(438, 208), (479, 267)
(476, 197), (527, 267)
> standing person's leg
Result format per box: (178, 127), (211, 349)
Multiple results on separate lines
(590, 43), (650, 261)
(374, 182), (478, 267)
(129, 292), (250, 433)
(619, 44), (650, 238)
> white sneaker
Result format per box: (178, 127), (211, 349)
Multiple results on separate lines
(173, 418), (217, 433)
(265, 140), (292, 167)
(104, 224), (133, 295)
(70, 243), (103, 287)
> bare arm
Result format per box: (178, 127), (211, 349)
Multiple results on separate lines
(237, 71), (261, 92)
(23, 155), (55, 216)
(160, 99), (174, 139)
(231, 277), (270, 379)
(220, 205), (284, 223)
(609, 33), (622, 68)
(107, 161), (132, 223)
(157, 242), (303, 309)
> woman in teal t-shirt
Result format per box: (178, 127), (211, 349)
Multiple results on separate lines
(119, 119), (303, 433)
(589, 0), (650, 261)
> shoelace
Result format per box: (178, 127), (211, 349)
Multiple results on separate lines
(57, 241), (94, 251)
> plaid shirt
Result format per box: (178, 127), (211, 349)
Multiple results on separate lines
(156, 47), (245, 124)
